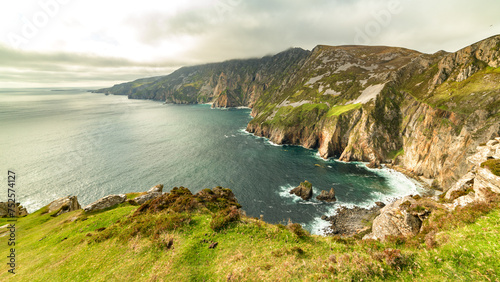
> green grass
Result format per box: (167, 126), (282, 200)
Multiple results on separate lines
(481, 159), (500, 176)
(427, 67), (500, 114)
(326, 103), (362, 117)
(2, 186), (500, 281)
(387, 148), (405, 160)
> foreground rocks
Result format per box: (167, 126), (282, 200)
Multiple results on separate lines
(84, 194), (127, 212)
(47, 196), (81, 216)
(132, 184), (164, 205)
(0, 202), (28, 217)
(290, 181), (313, 200)
(324, 204), (383, 236)
(364, 196), (423, 241)
(444, 138), (500, 208)
(360, 138), (500, 241)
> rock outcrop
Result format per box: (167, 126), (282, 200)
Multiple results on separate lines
(47, 196), (81, 216)
(0, 202), (28, 217)
(132, 184), (164, 205)
(133, 192), (163, 205)
(444, 138), (500, 208)
(364, 196), (423, 241)
(84, 194), (126, 212)
(316, 188), (336, 202)
(290, 181), (313, 200)
(365, 138), (500, 241)
(147, 184), (163, 193)
(324, 205), (382, 236)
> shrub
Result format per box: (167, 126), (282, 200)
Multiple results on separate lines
(287, 223), (309, 238)
(372, 249), (414, 271)
(481, 159), (500, 176)
(210, 208), (240, 231)
(425, 231), (438, 249)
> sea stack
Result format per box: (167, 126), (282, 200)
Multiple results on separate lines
(290, 180), (313, 200)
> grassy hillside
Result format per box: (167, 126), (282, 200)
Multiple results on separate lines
(1, 187), (499, 281)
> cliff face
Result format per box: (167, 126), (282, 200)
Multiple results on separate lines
(95, 48), (310, 107)
(248, 36), (500, 188)
(96, 35), (500, 190)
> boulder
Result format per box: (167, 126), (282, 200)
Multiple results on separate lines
(325, 205), (382, 236)
(444, 172), (475, 201)
(0, 202), (28, 218)
(47, 196), (81, 216)
(316, 188), (336, 202)
(290, 181), (313, 200)
(133, 192), (162, 205)
(364, 196), (422, 241)
(147, 184), (163, 193)
(366, 160), (381, 169)
(473, 168), (500, 201)
(83, 194), (126, 212)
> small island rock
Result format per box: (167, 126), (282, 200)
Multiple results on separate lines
(290, 181), (313, 200)
(316, 188), (336, 202)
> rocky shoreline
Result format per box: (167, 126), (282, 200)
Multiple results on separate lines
(318, 137), (500, 239)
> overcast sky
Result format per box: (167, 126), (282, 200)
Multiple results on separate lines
(1, 0), (499, 88)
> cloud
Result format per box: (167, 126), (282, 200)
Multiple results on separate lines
(1, 0), (500, 87)
(0, 45), (183, 88)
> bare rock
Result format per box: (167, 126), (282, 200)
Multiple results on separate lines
(147, 184), (163, 193)
(0, 202), (28, 218)
(47, 196), (81, 216)
(83, 194), (126, 212)
(316, 188), (336, 202)
(474, 168), (500, 201)
(290, 181), (313, 200)
(366, 160), (381, 169)
(444, 172), (475, 201)
(325, 205), (382, 236)
(133, 192), (163, 205)
(364, 196), (422, 241)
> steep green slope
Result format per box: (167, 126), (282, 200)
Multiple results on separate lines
(1, 186), (499, 281)
(95, 48), (310, 107)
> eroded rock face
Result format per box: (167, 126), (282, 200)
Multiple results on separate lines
(83, 194), (126, 212)
(48, 196), (81, 216)
(446, 140), (500, 208)
(444, 172), (475, 201)
(290, 181), (313, 200)
(365, 196), (422, 241)
(316, 188), (336, 202)
(0, 202), (28, 217)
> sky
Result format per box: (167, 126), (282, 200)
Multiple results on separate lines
(1, 0), (500, 88)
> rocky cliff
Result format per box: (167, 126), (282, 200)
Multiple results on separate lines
(95, 48), (310, 107)
(96, 35), (500, 190)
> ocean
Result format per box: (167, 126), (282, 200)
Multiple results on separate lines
(0, 88), (422, 234)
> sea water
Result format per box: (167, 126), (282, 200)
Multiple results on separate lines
(0, 89), (422, 234)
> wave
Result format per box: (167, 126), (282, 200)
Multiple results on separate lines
(278, 163), (423, 235)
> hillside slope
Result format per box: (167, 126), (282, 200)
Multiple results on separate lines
(1, 186), (499, 281)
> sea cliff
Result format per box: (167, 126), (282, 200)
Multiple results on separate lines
(95, 35), (500, 190)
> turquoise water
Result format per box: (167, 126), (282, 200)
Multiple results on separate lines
(0, 89), (421, 234)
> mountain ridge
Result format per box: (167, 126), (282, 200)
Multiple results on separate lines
(95, 35), (500, 190)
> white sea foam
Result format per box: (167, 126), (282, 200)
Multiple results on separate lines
(307, 162), (422, 235)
